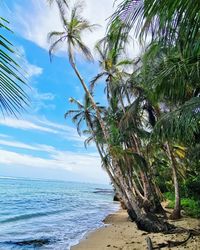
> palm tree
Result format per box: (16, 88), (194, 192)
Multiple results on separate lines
(65, 96), (104, 136)
(91, 42), (132, 112)
(49, 0), (175, 232)
(113, 0), (200, 47)
(65, 95), (122, 191)
(112, 0), (200, 219)
(48, 0), (109, 138)
(48, 3), (136, 206)
(91, 19), (132, 110)
(113, 0), (200, 142)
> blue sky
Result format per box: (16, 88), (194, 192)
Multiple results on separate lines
(0, 0), (118, 184)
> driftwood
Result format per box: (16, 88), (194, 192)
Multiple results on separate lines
(146, 229), (200, 249)
(146, 237), (153, 250)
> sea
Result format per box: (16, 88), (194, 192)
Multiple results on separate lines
(0, 177), (119, 250)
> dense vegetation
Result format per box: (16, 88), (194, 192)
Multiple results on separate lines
(48, 0), (200, 232)
(1, 0), (199, 233)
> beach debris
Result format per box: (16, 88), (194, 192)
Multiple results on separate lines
(6, 238), (51, 247)
(146, 230), (200, 249)
(146, 236), (153, 250)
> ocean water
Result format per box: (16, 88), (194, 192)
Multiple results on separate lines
(0, 177), (119, 250)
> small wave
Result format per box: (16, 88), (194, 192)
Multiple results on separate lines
(1, 208), (69, 223)
(93, 188), (114, 194)
(0, 176), (20, 180)
(5, 238), (51, 247)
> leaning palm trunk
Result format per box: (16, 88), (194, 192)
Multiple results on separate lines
(166, 143), (181, 219)
(48, 0), (173, 233)
(67, 53), (138, 216)
(129, 134), (165, 213)
(112, 160), (172, 232)
(71, 58), (171, 230)
(117, 88), (163, 212)
(68, 49), (141, 220)
(86, 117), (139, 216)
(68, 47), (108, 138)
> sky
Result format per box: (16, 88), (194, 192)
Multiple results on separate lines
(0, 0), (117, 184)
(0, 0), (140, 184)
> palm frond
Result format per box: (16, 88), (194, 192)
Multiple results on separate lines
(64, 109), (80, 118)
(0, 17), (28, 116)
(68, 97), (84, 109)
(116, 59), (133, 66)
(90, 72), (107, 91)
(75, 38), (93, 61)
(152, 97), (200, 143)
(84, 134), (94, 148)
(48, 34), (66, 61)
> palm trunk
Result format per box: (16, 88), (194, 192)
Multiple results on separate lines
(166, 143), (181, 219)
(68, 51), (172, 232)
(69, 50), (108, 139)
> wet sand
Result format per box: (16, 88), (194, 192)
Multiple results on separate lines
(71, 209), (200, 250)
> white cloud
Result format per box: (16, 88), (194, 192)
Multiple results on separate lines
(8, 0), (64, 50)
(30, 88), (56, 112)
(0, 115), (104, 181)
(34, 117), (87, 142)
(0, 117), (57, 134)
(16, 46), (43, 78)
(0, 149), (72, 171)
(6, 0), (120, 54)
(0, 139), (56, 152)
(0, 139), (39, 151)
(0, 133), (11, 139)
(2, 0), (141, 60)
(0, 116), (87, 143)
(0, 143), (108, 183)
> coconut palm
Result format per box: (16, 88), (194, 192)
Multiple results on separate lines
(48, 4), (135, 208)
(48, 0), (110, 138)
(65, 95), (121, 189)
(113, 0), (200, 138)
(111, 0), (200, 220)
(113, 0), (200, 47)
(49, 0), (185, 232)
(91, 19), (132, 110)
(91, 42), (132, 112)
(65, 95), (105, 136)
(0, 17), (28, 116)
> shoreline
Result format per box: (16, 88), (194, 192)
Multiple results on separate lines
(71, 209), (200, 250)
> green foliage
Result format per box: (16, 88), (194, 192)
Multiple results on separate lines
(0, 17), (28, 116)
(181, 199), (200, 218)
(165, 192), (200, 218)
(61, 0), (200, 221)
(48, 1), (97, 63)
(152, 97), (200, 143)
(183, 175), (200, 199)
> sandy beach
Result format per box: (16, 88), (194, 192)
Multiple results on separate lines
(71, 210), (200, 250)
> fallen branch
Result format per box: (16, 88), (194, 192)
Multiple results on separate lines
(157, 232), (192, 249)
(146, 229), (200, 249)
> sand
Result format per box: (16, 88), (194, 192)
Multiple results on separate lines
(71, 209), (200, 250)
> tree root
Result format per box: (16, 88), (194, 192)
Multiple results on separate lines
(146, 229), (200, 249)
(165, 227), (200, 235)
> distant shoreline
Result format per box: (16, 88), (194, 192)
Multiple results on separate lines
(71, 209), (200, 250)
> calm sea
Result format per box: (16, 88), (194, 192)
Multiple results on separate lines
(0, 177), (119, 249)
